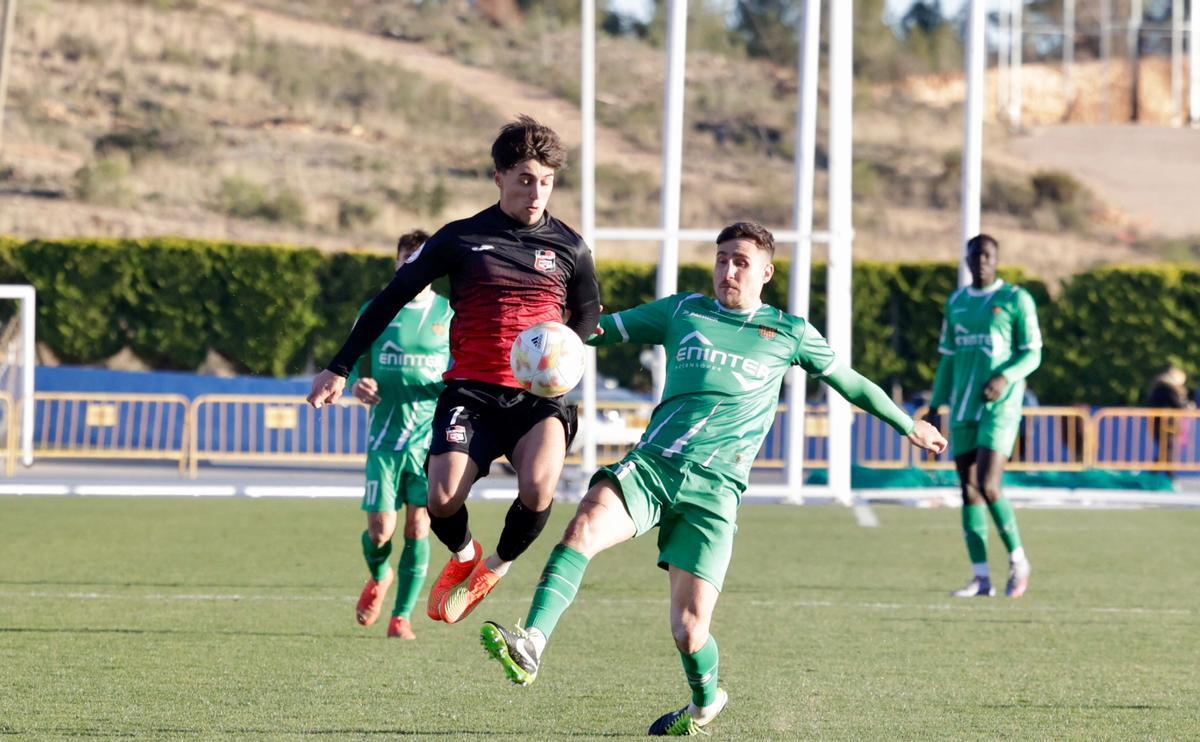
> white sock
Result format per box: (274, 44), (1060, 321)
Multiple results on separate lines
(688, 689), (727, 725)
(972, 563), (990, 579)
(527, 627), (547, 656)
(485, 553), (511, 576)
(453, 541), (476, 563)
(1010, 547), (1027, 565)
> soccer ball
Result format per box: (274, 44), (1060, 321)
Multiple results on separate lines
(510, 321), (586, 398)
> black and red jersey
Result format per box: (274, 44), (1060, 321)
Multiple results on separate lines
(328, 204), (601, 389)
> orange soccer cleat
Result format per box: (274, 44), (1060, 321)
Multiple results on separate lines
(387, 616), (416, 640)
(439, 560), (504, 625)
(356, 571), (395, 627)
(426, 539), (482, 621)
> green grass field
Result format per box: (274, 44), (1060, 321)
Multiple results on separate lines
(2, 496), (1198, 739)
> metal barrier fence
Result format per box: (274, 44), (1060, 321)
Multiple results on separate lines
(1092, 408), (1200, 472)
(0, 393), (1195, 477)
(32, 393), (190, 473)
(189, 395), (370, 477)
(912, 405), (1092, 471)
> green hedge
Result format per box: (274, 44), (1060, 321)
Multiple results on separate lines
(0, 236), (1187, 405)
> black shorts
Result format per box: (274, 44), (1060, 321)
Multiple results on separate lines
(429, 380), (578, 476)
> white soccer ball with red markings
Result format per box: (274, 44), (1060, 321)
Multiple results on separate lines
(510, 321), (586, 398)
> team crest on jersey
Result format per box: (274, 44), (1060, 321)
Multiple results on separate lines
(432, 323), (446, 335)
(993, 306), (1003, 315)
(758, 326), (777, 341)
(445, 425), (466, 444)
(534, 250), (557, 273)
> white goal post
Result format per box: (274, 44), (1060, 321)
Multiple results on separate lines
(0, 283), (35, 467)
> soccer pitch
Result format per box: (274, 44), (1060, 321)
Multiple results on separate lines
(2, 497), (1197, 739)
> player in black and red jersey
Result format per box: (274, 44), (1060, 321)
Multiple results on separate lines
(308, 115), (601, 624)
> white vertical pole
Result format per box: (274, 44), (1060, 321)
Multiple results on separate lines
(1063, 0), (1075, 108)
(1009, 0), (1024, 129)
(1101, 0), (1112, 121)
(0, 0), (18, 154)
(1129, 0), (1143, 121)
(15, 285), (34, 466)
(997, 1), (1010, 113)
(579, 0), (598, 480)
(1192, 0), (1200, 126)
(1171, 0), (1183, 125)
(827, 0), (853, 505)
(785, 0), (821, 503)
(962, 1), (986, 288)
(652, 0), (687, 402)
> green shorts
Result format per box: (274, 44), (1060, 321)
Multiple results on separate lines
(361, 452), (428, 512)
(590, 448), (743, 591)
(951, 415), (1022, 459)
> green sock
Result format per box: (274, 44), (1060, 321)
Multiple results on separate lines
(962, 504), (989, 567)
(391, 536), (429, 619)
(986, 498), (1023, 554)
(361, 529), (393, 582)
(526, 544), (590, 640)
(679, 635), (720, 708)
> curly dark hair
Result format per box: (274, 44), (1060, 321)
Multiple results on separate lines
(491, 115), (567, 172)
(395, 229), (430, 260)
(715, 221), (775, 259)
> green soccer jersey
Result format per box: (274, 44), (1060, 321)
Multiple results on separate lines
(932, 280), (1043, 426)
(590, 292), (839, 479)
(347, 293), (453, 456)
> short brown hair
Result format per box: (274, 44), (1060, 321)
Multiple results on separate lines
(396, 229), (429, 260)
(967, 233), (999, 253)
(716, 221), (775, 259)
(491, 115), (567, 172)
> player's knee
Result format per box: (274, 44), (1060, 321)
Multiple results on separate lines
(518, 483), (556, 510)
(405, 509), (430, 540)
(426, 492), (456, 518)
(980, 483), (1003, 503)
(560, 512), (594, 554)
(671, 620), (709, 654)
(366, 524), (392, 546)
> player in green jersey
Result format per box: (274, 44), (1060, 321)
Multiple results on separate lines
(479, 222), (947, 736)
(352, 230), (453, 639)
(926, 234), (1041, 599)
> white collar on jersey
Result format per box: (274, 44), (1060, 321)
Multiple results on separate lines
(714, 299), (764, 315)
(966, 279), (1005, 297)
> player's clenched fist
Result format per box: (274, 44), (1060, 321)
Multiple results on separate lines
(351, 378), (381, 405)
(307, 369), (347, 409)
(906, 419), (947, 455)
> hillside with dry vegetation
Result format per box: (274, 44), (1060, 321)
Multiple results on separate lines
(0, 0), (1189, 282)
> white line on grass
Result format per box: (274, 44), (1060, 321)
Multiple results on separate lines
(3, 590), (1192, 617)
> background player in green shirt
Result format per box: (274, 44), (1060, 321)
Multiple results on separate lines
(926, 234), (1041, 599)
(352, 230), (453, 639)
(479, 222), (947, 736)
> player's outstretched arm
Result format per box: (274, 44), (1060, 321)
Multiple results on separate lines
(564, 246), (602, 341)
(906, 419), (947, 454)
(822, 364), (947, 454)
(586, 295), (679, 348)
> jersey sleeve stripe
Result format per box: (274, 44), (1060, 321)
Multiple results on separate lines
(938, 348), (956, 355)
(613, 313), (631, 342)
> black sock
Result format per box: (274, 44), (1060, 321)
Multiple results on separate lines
(429, 505), (472, 552)
(495, 499), (552, 563)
